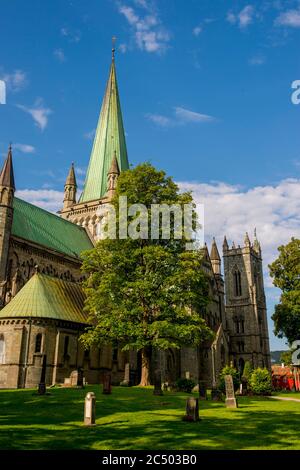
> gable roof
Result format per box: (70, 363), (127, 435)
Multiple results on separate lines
(12, 197), (93, 259)
(0, 273), (88, 324)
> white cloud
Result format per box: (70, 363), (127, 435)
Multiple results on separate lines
(76, 167), (86, 176)
(227, 5), (255, 29)
(119, 43), (128, 53)
(193, 26), (202, 36)
(54, 48), (66, 62)
(275, 8), (300, 27)
(248, 54), (266, 66)
(118, 4), (170, 53)
(174, 107), (216, 123)
(14, 143), (36, 154)
(84, 128), (95, 140)
(178, 178), (300, 280)
(146, 107), (216, 127)
(146, 113), (172, 127)
(15, 189), (64, 213)
(0, 69), (28, 93)
(60, 27), (81, 43)
(17, 99), (52, 131)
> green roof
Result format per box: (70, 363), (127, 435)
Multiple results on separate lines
(0, 273), (88, 324)
(79, 56), (129, 202)
(12, 197), (93, 259)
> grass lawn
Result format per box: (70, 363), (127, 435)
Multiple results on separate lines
(274, 391), (300, 399)
(0, 386), (300, 450)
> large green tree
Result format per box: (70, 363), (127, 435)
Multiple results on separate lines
(269, 237), (300, 344)
(81, 163), (213, 386)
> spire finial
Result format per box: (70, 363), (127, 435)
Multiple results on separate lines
(112, 36), (117, 60)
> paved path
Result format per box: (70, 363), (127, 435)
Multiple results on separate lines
(268, 396), (300, 403)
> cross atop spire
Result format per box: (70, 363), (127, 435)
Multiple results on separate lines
(112, 36), (117, 60)
(79, 46), (129, 203)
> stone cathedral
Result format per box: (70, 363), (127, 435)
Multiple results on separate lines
(0, 50), (271, 389)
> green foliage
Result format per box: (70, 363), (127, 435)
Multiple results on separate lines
(242, 361), (253, 382)
(269, 238), (300, 343)
(80, 163), (213, 358)
(280, 350), (292, 365)
(175, 378), (196, 393)
(219, 365), (240, 393)
(249, 368), (272, 396)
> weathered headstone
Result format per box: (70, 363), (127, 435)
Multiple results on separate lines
(153, 369), (163, 396)
(198, 380), (207, 400)
(224, 374), (238, 408)
(70, 368), (84, 387)
(38, 355), (47, 395)
(185, 371), (190, 380)
(120, 363), (130, 386)
(84, 392), (96, 426)
(102, 373), (112, 394)
(183, 397), (200, 422)
(211, 388), (223, 401)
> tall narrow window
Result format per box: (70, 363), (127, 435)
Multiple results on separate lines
(64, 336), (69, 358)
(0, 335), (5, 364)
(234, 270), (242, 296)
(35, 333), (42, 353)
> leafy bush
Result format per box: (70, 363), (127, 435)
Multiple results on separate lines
(249, 368), (272, 395)
(175, 378), (196, 393)
(219, 365), (240, 393)
(242, 361), (253, 382)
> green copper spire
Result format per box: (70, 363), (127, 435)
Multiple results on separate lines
(79, 48), (129, 202)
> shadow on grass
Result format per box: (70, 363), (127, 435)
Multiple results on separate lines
(0, 387), (299, 450)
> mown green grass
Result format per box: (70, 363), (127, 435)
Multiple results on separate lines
(0, 386), (299, 450)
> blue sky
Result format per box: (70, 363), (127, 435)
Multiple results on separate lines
(0, 0), (300, 350)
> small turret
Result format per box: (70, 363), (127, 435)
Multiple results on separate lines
(253, 228), (261, 255)
(210, 237), (221, 275)
(244, 232), (251, 248)
(106, 152), (120, 200)
(223, 235), (229, 252)
(0, 144), (15, 206)
(0, 145), (15, 306)
(63, 163), (77, 210)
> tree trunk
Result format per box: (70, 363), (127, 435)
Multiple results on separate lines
(139, 347), (151, 386)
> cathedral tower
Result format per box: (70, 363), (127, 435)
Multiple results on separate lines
(0, 145), (15, 306)
(223, 232), (271, 372)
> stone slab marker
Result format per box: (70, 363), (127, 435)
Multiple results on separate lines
(102, 373), (112, 394)
(183, 397), (200, 422)
(84, 392), (96, 426)
(224, 374), (238, 408)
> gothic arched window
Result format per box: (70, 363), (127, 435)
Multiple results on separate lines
(35, 333), (42, 353)
(233, 270), (242, 297)
(0, 335), (5, 364)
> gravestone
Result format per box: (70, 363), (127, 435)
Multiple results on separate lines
(38, 355), (47, 395)
(183, 397), (200, 422)
(102, 373), (112, 394)
(211, 388), (223, 401)
(129, 369), (136, 386)
(153, 369), (163, 396)
(185, 371), (190, 380)
(84, 392), (96, 426)
(70, 368), (84, 387)
(224, 374), (238, 408)
(120, 363), (130, 386)
(198, 381), (207, 400)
